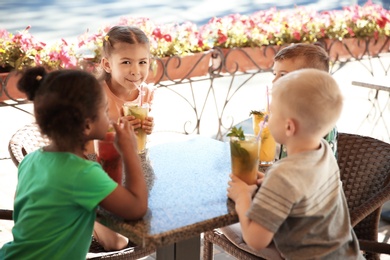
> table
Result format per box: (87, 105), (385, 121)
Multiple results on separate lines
(96, 135), (238, 260)
(351, 80), (390, 92)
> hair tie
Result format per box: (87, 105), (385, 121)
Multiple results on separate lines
(36, 75), (42, 81)
(104, 35), (109, 41)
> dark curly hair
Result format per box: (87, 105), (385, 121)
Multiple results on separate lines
(17, 67), (104, 151)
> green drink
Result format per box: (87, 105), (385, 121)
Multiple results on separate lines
(228, 127), (259, 185)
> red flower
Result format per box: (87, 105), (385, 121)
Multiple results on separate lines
(198, 39), (204, 47)
(163, 34), (172, 42)
(217, 30), (228, 44)
(376, 16), (389, 29)
(152, 28), (162, 38)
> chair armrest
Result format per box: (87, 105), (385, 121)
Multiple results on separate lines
(350, 182), (390, 227)
(359, 239), (390, 255)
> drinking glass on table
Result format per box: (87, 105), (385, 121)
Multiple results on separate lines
(123, 102), (149, 154)
(252, 112), (276, 166)
(94, 131), (123, 184)
(229, 134), (259, 185)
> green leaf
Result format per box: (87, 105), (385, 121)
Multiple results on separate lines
(230, 140), (250, 158)
(230, 140), (253, 172)
(249, 110), (265, 117)
(227, 126), (245, 140)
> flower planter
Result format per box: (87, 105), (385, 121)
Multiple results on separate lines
(322, 37), (390, 61)
(0, 71), (26, 102)
(146, 51), (212, 84)
(367, 36), (390, 56)
(217, 46), (281, 73)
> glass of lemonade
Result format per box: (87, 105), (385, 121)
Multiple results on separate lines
(258, 127), (276, 165)
(123, 102), (149, 154)
(251, 111), (276, 166)
(251, 110), (266, 136)
(229, 134), (259, 185)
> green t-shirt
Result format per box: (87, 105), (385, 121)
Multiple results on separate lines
(0, 149), (117, 260)
(279, 126), (338, 159)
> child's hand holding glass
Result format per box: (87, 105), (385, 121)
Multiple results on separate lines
(113, 119), (138, 155)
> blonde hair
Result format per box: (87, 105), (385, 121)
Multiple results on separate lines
(272, 68), (343, 136)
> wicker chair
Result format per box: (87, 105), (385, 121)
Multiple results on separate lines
(1, 123), (155, 259)
(203, 132), (390, 260)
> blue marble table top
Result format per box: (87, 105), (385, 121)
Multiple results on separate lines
(97, 135), (238, 248)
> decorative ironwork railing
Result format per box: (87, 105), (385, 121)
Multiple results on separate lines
(351, 81), (390, 143)
(150, 40), (390, 141)
(2, 38), (390, 142)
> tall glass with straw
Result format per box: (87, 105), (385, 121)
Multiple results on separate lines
(254, 86), (276, 166)
(123, 85), (149, 154)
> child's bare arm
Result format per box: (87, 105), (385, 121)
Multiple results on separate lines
(99, 120), (148, 219)
(228, 174), (274, 250)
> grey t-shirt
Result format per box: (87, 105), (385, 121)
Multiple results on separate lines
(248, 139), (364, 259)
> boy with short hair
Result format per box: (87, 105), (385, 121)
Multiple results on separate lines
(228, 69), (364, 259)
(272, 43), (338, 159)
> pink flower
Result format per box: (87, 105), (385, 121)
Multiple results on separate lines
(292, 31), (301, 41)
(347, 27), (355, 37)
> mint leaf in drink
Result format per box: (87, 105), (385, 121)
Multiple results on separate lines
(230, 141), (249, 158)
(228, 126), (251, 164)
(227, 126), (245, 140)
(249, 110), (265, 117)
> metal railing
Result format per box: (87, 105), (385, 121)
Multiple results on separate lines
(2, 40), (390, 141)
(351, 81), (390, 143)
(151, 42), (390, 141)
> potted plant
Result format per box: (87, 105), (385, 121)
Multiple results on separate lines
(0, 26), (81, 101)
(1, 1), (390, 86)
(201, 0), (390, 70)
(318, 1), (390, 60)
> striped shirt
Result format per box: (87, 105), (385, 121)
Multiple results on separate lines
(248, 139), (363, 259)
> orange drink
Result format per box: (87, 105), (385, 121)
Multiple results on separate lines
(258, 127), (276, 165)
(123, 102), (149, 154)
(251, 111), (266, 135)
(229, 134), (259, 185)
(251, 111), (276, 165)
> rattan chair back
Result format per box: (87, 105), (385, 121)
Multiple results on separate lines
(338, 133), (390, 259)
